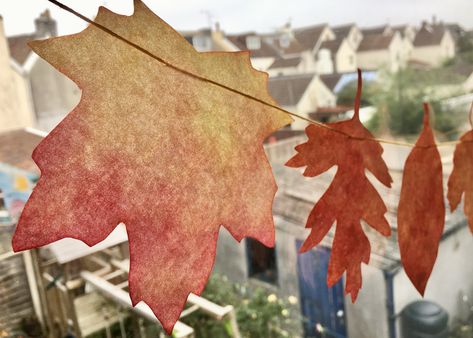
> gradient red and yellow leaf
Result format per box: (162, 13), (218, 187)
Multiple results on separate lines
(286, 70), (392, 301)
(11, 0), (291, 333)
(397, 104), (445, 295)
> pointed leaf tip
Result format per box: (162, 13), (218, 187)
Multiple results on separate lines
(423, 102), (430, 127)
(353, 68), (362, 120)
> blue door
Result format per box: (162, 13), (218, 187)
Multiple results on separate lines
(296, 240), (347, 338)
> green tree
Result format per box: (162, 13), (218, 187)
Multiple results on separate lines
(370, 68), (462, 138)
(336, 80), (375, 107)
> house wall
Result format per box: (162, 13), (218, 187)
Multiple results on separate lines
(357, 33), (404, 73)
(0, 19), (35, 132)
(315, 49), (335, 75)
(393, 225), (473, 330)
(335, 39), (357, 73)
(250, 57), (275, 72)
(357, 49), (391, 72)
(388, 33), (406, 72)
(411, 32), (456, 66)
(214, 214), (392, 338)
(29, 57), (81, 132)
(345, 26), (363, 50)
(345, 264), (390, 338)
(292, 76), (336, 130)
(213, 227), (248, 282)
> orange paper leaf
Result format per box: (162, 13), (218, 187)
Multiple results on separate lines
(397, 103), (445, 295)
(12, 1), (291, 333)
(286, 70), (392, 301)
(448, 109), (473, 232)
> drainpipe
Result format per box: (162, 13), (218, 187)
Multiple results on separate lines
(384, 267), (401, 338)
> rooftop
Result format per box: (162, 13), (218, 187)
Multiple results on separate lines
(268, 56), (302, 69)
(226, 32), (280, 58)
(0, 129), (43, 173)
(358, 33), (395, 52)
(413, 24), (448, 47)
(268, 73), (315, 106)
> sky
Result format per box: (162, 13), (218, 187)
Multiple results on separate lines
(1, 0), (472, 37)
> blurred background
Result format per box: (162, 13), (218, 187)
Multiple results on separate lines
(1, 0), (473, 337)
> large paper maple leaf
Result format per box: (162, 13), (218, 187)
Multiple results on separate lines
(12, 0), (291, 333)
(286, 70), (392, 301)
(397, 104), (445, 295)
(448, 105), (473, 232)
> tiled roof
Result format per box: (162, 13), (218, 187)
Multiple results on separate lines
(268, 56), (302, 69)
(268, 74), (315, 107)
(226, 33), (280, 58)
(413, 24), (447, 47)
(294, 24), (328, 51)
(361, 25), (391, 36)
(266, 34), (306, 55)
(319, 38), (344, 54)
(332, 24), (354, 37)
(7, 34), (35, 65)
(0, 129), (42, 173)
(358, 33), (394, 52)
(319, 73), (343, 91)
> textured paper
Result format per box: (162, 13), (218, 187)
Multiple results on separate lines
(286, 70), (392, 301)
(11, 0), (291, 333)
(397, 104), (445, 295)
(448, 129), (473, 232)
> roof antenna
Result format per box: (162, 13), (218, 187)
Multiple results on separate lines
(201, 10), (213, 29)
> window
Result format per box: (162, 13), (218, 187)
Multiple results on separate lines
(192, 35), (212, 51)
(246, 238), (278, 285)
(246, 36), (261, 50)
(280, 34), (290, 48)
(0, 189), (10, 224)
(349, 54), (354, 65)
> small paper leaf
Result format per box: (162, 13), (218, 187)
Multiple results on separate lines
(397, 103), (445, 295)
(448, 123), (473, 232)
(12, 1), (291, 333)
(286, 70), (392, 301)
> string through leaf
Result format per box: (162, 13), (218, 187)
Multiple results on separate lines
(45, 0), (464, 149)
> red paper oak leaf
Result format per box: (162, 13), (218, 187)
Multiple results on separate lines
(448, 104), (473, 232)
(398, 104), (445, 295)
(286, 70), (392, 301)
(12, 1), (291, 333)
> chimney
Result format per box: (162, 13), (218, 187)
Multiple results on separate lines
(35, 9), (57, 37)
(432, 15), (438, 26)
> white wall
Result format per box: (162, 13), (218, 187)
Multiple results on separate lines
(0, 19), (35, 132)
(292, 76), (336, 130)
(394, 225), (473, 328)
(335, 39), (357, 73)
(357, 49), (391, 72)
(250, 57), (276, 72)
(29, 57), (81, 132)
(345, 264), (390, 338)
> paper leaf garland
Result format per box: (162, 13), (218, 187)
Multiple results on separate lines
(11, 0), (291, 333)
(448, 111), (473, 232)
(286, 70), (392, 301)
(398, 104), (445, 295)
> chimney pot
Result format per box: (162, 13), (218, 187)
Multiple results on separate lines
(35, 9), (57, 37)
